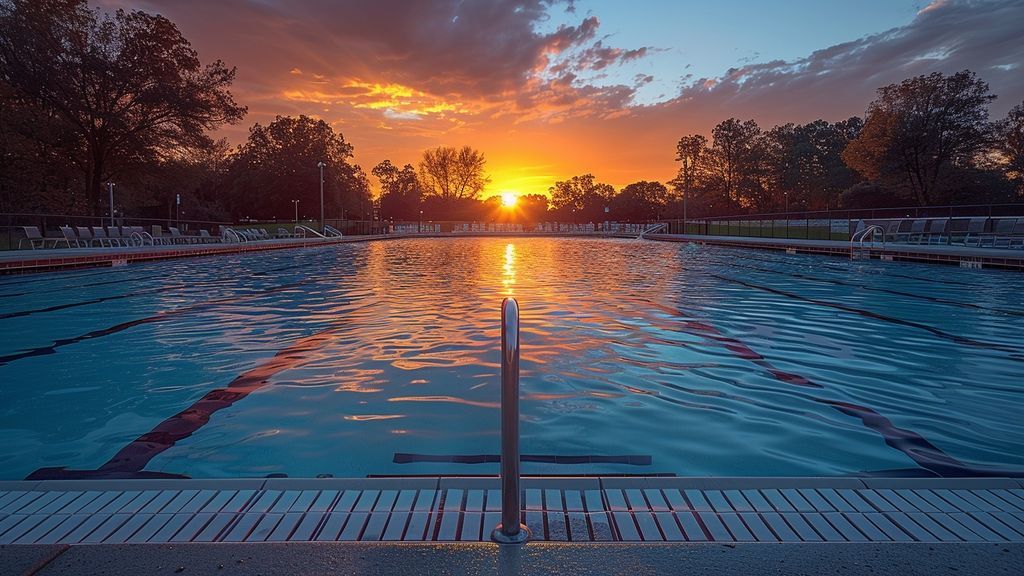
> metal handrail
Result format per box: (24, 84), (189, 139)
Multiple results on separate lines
(852, 224), (885, 247)
(637, 222), (666, 239)
(491, 297), (530, 544)
(294, 225), (326, 238)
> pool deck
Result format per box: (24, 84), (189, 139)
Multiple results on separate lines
(647, 233), (1024, 270)
(3, 477), (1023, 575)
(0, 236), (389, 275)
(3, 232), (1023, 275)
(3, 476), (1023, 547)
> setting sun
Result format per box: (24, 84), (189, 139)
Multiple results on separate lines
(500, 192), (518, 208)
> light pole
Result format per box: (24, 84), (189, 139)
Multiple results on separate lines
(418, 210), (423, 233)
(292, 199), (299, 223)
(682, 156), (690, 235)
(317, 161), (325, 233)
(784, 192), (789, 238)
(107, 182), (116, 227)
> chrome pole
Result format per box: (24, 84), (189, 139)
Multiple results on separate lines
(491, 297), (529, 544)
(108, 182), (115, 227)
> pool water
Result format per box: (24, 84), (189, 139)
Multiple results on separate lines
(1, 238), (1021, 480)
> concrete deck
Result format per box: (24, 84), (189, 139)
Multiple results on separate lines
(647, 234), (1024, 270)
(2, 477), (1023, 546)
(5, 231), (1022, 275)
(3, 542), (1021, 575)
(0, 236), (389, 275)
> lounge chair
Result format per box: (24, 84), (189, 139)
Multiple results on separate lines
(75, 226), (100, 247)
(198, 229), (219, 243)
(90, 226), (118, 247)
(961, 218), (988, 246)
(1010, 220), (1024, 249)
(58, 226), (83, 248)
(168, 227), (192, 244)
(107, 226), (130, 247)
(983, 218), (1017, 248)
(905, 219), (922, 243)
(18, 226), (63, 249)
(922, 219), (949, 244)
(276, 227), (298, 238)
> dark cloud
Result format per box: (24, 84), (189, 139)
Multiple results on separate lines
(576, 42), (650, 71)
(665, 0), (1024, 122)
(94, 0), (1024, 195)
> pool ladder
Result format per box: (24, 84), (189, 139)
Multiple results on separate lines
(850, 225), (885, 260)
(637, 222), (666, 239)
(491, 297), (531, 544)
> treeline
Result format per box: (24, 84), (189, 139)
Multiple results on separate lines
(357, 70), (1024, 223)
(2, 2), (1022, 224)
(0, 1), (372, 222)
(673, 71), (1024, 216)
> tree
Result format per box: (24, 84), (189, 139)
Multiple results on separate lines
(842, 70), (996, 205)
(994, 102), (1024, 196)
(226, 115), (368, 220)
(548, 174), (615, 222)
(0, 78), (86, 213)
(670, 134), (707, 203)
(763, 118), (862, 210)
(418, 145), (490, 200)
(516, 194), (549, 222)
(0, 0), (246, 216)
(373, 160), (421, 220)
(611, 181), (669, 221)
(709, 118), (764, 208)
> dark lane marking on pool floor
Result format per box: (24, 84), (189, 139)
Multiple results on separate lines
(724, 251), (976, 287)
(96, 327), (342, 473)
(709, 256), (1024, 317)
(0, 279), (316, 367)
(394, 453), (652, 465)
(639, 296), (1020, 477)
(707, 273), (1024, 358)
(0, 288), (165, 320)
(821, 400), (1023, 478)
(0, 262), (315, 321)
(636, 298), (820, 388)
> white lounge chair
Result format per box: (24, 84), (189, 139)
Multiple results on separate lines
(18, 226), (63, 249)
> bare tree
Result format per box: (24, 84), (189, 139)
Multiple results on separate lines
(418, 145), (489, 200)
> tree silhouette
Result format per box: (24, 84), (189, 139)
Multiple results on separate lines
(418, 145), (490, 200)
(612, 181), (669, 220)
(226, 115), (368, 220)
(373, 160), (422, 220)
(763, 119), (862, 210)
(842, 71), (996, 206)
(995, 102), (1024, 195)
(549, 174), (615, 222)
(0, 0), (246, 216)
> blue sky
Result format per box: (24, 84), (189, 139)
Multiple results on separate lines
(542, 0), (927, 104)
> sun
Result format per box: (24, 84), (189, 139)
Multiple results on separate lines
(500, 192), (518, 208)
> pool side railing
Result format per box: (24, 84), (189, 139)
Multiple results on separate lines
(491, 297), (530, 544)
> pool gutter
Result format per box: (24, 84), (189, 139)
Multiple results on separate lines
(645, 234), (1024, 271)
(2, 476), (1023, 545)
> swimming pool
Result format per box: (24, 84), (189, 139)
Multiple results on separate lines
(1, 237), (1021, 480)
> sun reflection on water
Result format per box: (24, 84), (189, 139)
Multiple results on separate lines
(502, 242), (516, 295)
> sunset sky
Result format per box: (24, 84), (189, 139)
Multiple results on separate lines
(102, 0), (1024, 199)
